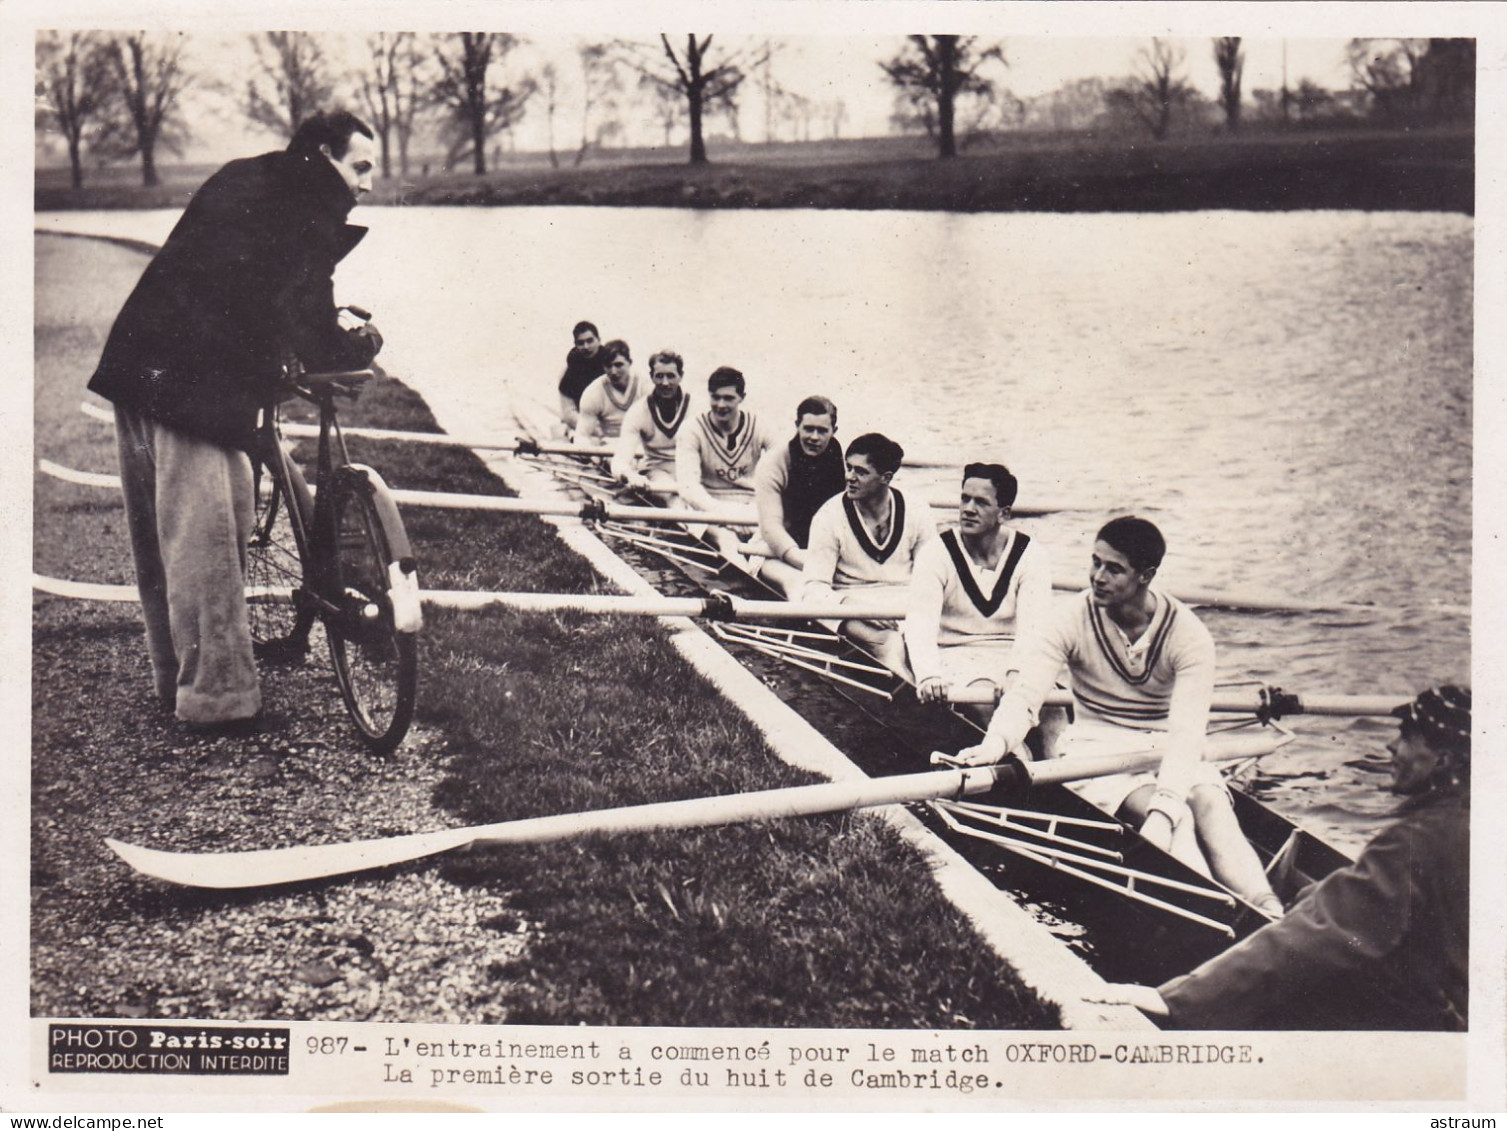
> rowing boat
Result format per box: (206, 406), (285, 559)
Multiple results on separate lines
(503, 403), (1362, 986)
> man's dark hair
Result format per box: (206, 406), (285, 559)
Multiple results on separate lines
(1097, 515), (1166, 572)
(648, 349), (684, 375)
(846, 433), (904, 477)
(288, 110), (374, 159)
(795, 395), (837, 428)
(708, 366), (745, 396)
(602, 339), (631, 363)
(572, 321), (599, 340)
(962, 462), (1018, 509)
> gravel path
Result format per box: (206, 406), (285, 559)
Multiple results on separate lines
(31, 234), (532, 1023)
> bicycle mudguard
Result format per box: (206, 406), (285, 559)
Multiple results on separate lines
(336, 463), (423, 633)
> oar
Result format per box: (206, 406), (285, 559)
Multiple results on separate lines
(105, 740), (1279, 890)
(31, 574), (1406, 719)
(38, 460), (765, 527)
(30, 573), (910, 622)
(75, 406), (1071, 516)
(1049, 576), (1368, 616)
(938, 683), (1406, 718)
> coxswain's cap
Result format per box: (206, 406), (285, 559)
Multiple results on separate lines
(1392, 685), (1472, 748)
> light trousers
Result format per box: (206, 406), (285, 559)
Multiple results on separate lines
(114, 404), (261, 723)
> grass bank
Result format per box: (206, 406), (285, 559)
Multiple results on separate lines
(36, 126), (1472, 215)
(31, 232), (1057, 1028)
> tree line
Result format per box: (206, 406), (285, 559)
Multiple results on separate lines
(37, 31), (1476, 190)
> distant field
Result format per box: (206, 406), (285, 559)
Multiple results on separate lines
(36, 126), (1473, 214)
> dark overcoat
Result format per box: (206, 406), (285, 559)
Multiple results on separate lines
(88, 148), (379, 452)
(1159, 788), (1469, 1030)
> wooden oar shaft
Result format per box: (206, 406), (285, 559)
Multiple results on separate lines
(942, 683), (1403, 717)
(422, 589), (910, 622)
(104, 740), (1288, 889)
(1049, 576), (1366, 615)
(388, 489), (759, 527)
(84, 401), (967, 473)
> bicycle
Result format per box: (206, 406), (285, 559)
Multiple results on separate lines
(245, 358), (422, 754)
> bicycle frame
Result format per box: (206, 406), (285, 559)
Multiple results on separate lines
(252, 366), (422, 752)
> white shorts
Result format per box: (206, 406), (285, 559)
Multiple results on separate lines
(932, 641), (1016, 692)
(1052, 721), (1226, 816)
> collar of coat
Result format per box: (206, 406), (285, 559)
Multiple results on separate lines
(281, 150), (368, 260)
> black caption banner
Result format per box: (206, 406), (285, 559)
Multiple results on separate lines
(48, 1024), (291, 1076)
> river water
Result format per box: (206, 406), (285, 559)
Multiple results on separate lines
(38, 205), (1473, 853)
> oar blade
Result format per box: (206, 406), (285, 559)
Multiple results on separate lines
(104, 828), (476, 889)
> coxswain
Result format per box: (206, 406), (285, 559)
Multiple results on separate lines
(1097, 686), (1470, 1030)
(575, 338), (642, 443)
(902, 462), (1052, 727)
(802, 432), (936, 675)
(752, 395), (845, 598)
(952, 516), (1284, 917)
(675, 366), (780, 566)
(611, 348), (691, 500)
(557, 320), (606, 436)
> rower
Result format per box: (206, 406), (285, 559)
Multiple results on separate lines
(902, 462), (1052, 727)
(576, 339), (643, 443)
(1099, 685), (1470, 1030)
(803, 432), (936, 675)
(611, 348), (691, 500)
(675, 366), (780, 566)
(752, 395), (845, 598)
(952, 516), (1284, 917)
(557, 320), (606, 437)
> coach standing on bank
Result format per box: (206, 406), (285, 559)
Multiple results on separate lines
(88, 110), (385, 729)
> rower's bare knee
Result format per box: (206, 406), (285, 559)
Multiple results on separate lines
(1118, 783), (1155, 824)
(1187, 783), (1236, 826)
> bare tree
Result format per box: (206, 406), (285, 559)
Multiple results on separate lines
(540, 62), (561, 168)
(35, 31), (114, 189)
(573, 43), (622, 165)
(646, 81), (684, 147)
(96, 32), (192, 187)
(391, 35), (430, 178)
(1107, 38), (1193, 140)
(1213, 37), (1244, 132)
(1025, 76), (1117, 131)
(357, 32), (424, 179)
(826, 98), (848, 141)
(618, 35), (764, 165)
(246, 32), (334, 141)
(879, 35), (1006, 159)
(1347, 38), (1473, 123)
(429, 32), (536, 175)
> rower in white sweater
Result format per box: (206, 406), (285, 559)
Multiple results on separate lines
(611, 348), (691, 500)
(953, 515), (1284, 917)
(902, 462), (1052, 726)
(803, 432), (936, 675)
(674, 365), (778, 567)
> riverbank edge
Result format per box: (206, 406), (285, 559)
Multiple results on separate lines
(35, 127), (1475, 216)
(26, 230), (1097, 1037)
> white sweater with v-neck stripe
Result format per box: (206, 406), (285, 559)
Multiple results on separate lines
(984, 587), (1217, 799)
(802, 488), (936, 600)
(902, 527), (1053, 685)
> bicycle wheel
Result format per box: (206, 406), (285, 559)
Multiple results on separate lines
(325, 466), (418, 753)
(245, 452), (314, 659)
